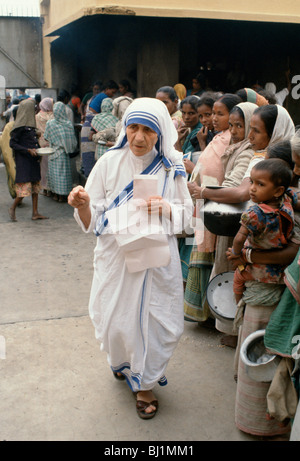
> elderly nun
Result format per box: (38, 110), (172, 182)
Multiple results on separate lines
(68, 98), (193, 419)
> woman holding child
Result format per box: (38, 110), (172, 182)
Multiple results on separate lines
(226, 109), (297, 439)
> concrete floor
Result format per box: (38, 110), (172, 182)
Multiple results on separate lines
(0, 163), (255, 442)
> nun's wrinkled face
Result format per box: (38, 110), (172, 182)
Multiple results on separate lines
(126, 123), (158, 156)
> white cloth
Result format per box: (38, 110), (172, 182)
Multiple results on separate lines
(74, 98), (193, 391)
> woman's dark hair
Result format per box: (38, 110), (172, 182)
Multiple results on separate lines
(103, 80), (119, 90)
(93, 80), (103, 89)
(180, 95), (200, 111)
(266, 140), (294, 169)
(253, 105), (278, 139)
(12, 106), (18, 120)
(196, 94), (216, 109)
(258, 89), (277, 105)
(194, 72), (206, 88)
(253, 158), (292, 191)
(156, 86), (178, 102)
(119, 79), (132, 90)
(216, 93), (242, 112)
(57, 89), (71, 102)
(235, 89), (247, 102)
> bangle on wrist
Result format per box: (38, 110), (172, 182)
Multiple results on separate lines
(231, 248), (241, 256)
(200, 186), (206, 199)
(245, 248), (253, 264)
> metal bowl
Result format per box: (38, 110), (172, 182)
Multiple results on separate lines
(240, 329), (281, 382)
(36, 147), (54, 156)
(206, 271), (237, 330)
(202, 200), (251, 237)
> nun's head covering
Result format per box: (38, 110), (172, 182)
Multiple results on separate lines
(12, 98), (36, 131)
(113, 97), (182, 164)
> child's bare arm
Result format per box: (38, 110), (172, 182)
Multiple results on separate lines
(232, 224), (249, 256)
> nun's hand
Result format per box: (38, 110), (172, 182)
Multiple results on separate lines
(68, 185), (90, 210)
(147, 195), (172, 220)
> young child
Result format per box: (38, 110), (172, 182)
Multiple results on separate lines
(190, 94), (219, 152)
(229, 158), (298, 303)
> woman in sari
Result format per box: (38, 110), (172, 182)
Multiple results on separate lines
(68, 98), (193, 419)
(44, 102), (77, 202)
(184, 101), (256, 324)
(80, 82), (102, 177)
(175, 95), (202, 155)
(35, 97), (54, 196)
(179, 94), (241, 286)
(156, 86), (183, 130)
(9, 99), (47, 221)
(223, 107), (297, 438)
(90, 98), (118, 160)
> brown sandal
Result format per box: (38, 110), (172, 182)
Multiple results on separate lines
(136, 396), (159, 420)
(113, 371), (125, 381)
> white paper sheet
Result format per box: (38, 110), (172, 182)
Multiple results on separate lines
(133, 174), (158, 201)
(106, 202), (171, 272)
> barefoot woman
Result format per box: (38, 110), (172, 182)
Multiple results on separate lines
(9, 98), (48, 221)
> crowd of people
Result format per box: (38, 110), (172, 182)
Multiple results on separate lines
(0, 75), (299, 439)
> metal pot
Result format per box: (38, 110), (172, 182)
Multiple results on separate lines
(206, 271), (237, 330)
(202, 200), (251, 237)
(240, 329), (281, 382)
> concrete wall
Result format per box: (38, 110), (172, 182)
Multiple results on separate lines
(41, 0), (300, 35)
(0, 17), (43, 88)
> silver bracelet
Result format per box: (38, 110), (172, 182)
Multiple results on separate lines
(246, 248), (253, 264)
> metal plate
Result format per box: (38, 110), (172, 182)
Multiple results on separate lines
(206, 271), (237, 320)
(36, 147), (54, 155)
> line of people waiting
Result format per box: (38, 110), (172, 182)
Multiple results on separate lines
(0, 78), (299, 439)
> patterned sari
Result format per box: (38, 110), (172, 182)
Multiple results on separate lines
(44, 102), (77, 195)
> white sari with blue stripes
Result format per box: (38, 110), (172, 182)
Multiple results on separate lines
(74, 98), (193, 391)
